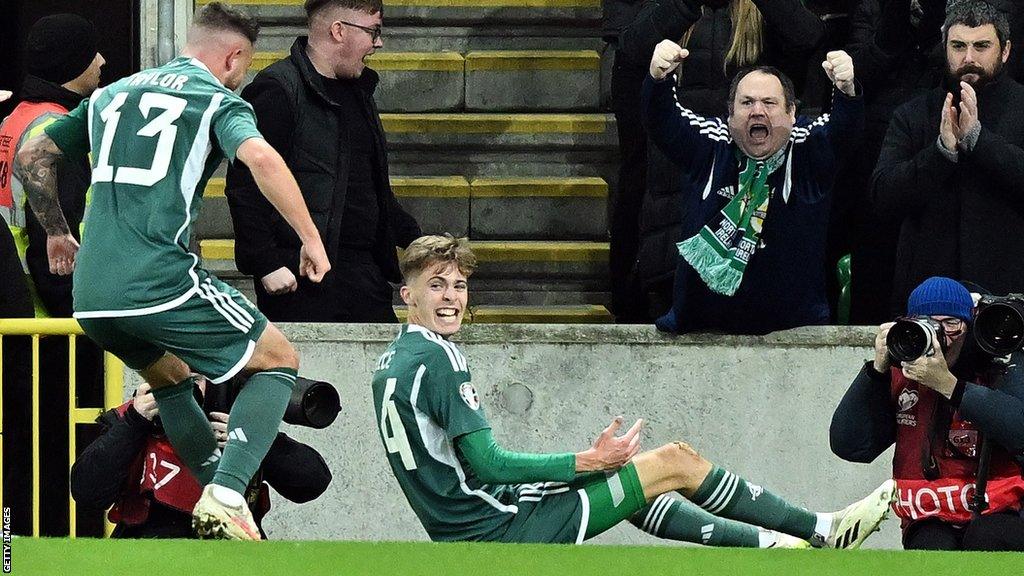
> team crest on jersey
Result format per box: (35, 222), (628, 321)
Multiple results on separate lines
(897, 387), (918, 427)
(459, 382), (480, 410)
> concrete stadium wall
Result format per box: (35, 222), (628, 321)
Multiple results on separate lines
(128, 324), (899, 547)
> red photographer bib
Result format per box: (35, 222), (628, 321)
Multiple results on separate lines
(889, 369), (1024, 526)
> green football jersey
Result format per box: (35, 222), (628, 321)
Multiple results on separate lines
(44, 57), (262, 316)
(372, 324), (518, 541)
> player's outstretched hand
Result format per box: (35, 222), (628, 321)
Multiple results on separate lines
(47, 233), (79, 276)
(575, 416), (643, 473)
(299, 239), (331, 283)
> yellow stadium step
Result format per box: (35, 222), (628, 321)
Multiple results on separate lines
(464, 50), (599, 72)
(202, 176), (471, 199)
(199, 176), (607, 240)
(250, 51), (465, 73)
(469, 176), (606, 197)
(203, 175), (603, 199)
(198, 0), (600, 24)
(247, 50), (601, 112)
(201, 239), (608, 264)
(381, 113), (609, 139)
(469, 177), (607, 240)
(395, 304), (612, 323)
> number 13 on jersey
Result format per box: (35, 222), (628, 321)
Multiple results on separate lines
(380, 377), (417, 471)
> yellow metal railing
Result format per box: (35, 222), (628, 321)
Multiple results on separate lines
(0, 318), (124, 538)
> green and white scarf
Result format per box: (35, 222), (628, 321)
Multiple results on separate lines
(678, 147), (787, 296)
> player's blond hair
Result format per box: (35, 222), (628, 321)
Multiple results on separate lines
(400, 235), (477, 282)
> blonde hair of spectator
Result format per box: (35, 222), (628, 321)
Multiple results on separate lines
(679, 0), (764, 76)
(400, 235), (478, 283)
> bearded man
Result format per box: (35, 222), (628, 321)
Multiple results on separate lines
(642, 41), (863, 334)
(872, 0), (1024, 313)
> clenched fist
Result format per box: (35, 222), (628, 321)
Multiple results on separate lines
(650, 40), (690, 81)
(822, 50), (856, 97)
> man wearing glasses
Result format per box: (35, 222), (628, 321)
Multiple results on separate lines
(830, 276), (1024, 551)
(226, 0), (421, 324)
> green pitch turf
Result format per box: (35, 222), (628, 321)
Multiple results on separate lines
(12, 539), (1018, 576)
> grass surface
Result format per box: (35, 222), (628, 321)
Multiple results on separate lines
(11, 539), (1020, 576)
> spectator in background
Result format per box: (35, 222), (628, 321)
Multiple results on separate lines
(830, 277), (1024, 550)
(0, 14), (106, 535)
(225, 0), (421, 323)
(604, 0), (648, 323)
(833, 0), (947, 324)
(871, 1), (1024, 315)
(0, 196), (33, 535)
(617, 0), (826, 322)
(643, 44), (863, 335)
(72, 379), (331, 538)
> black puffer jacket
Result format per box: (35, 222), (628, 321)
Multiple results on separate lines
(619, 0), (826, 290)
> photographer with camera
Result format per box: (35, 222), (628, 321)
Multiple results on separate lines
(830, 276), (1024, 550)
(70, 376), (336, 538)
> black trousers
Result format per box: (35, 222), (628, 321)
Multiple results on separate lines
(0, 226), (33, 534)
(608, 47), (650, 323)
(905, 512), (1024, 551)
(254, 250), (398, 323)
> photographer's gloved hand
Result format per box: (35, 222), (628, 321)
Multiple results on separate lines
(133, 382), (159, 421)
(873, 322), (896, 373)
(901, 345), (958, 399)
(210, 411), (229, 449)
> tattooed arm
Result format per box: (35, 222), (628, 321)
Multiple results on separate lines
(14, 133), (79, 276)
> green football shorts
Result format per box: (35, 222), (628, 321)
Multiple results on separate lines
(496, 463), (647, 544)
(78, 272), (268, 383)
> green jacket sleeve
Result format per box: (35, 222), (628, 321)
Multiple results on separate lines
(456, 428), (576, 485)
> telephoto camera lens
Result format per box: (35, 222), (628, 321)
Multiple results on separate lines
(283, 377), (341, 429)
(974, 299), (1024, 357)
(887, 317), (941, 363)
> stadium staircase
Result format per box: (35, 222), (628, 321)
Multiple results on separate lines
(196, 0), (617, 323)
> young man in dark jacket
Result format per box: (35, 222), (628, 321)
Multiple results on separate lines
(871, 1), (1024, 314)
(643, 42), (863, 334)
(225, 0), (421, 323)
(830, 277), (1024, 550)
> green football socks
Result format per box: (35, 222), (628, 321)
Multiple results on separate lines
(690, 465), (816, 540)
(151, 375), (218, 484)
(630, 494), (761, 546)
(212, 367), (297, 494)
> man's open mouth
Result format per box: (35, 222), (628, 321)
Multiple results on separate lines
(749, 123), (770, 141)
(436, 308), (459, 318)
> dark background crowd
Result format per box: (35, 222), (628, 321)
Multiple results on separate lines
(604, 0), (1024, 333)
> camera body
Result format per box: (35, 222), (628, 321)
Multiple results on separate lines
(973, 294), (1024, 357)
(886, 315), (948, 363)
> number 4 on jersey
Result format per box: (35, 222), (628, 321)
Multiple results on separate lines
(380, 377), (417, 471)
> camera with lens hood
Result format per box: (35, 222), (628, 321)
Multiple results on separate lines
(886, 316), (947, 363)
(973, 294), (1024, 357)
